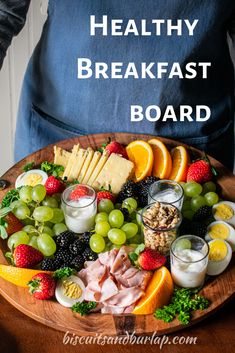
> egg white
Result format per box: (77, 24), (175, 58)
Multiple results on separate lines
(15, 169), (48, 188)
(206, 240), (232, 276)
(205, 221), (235, 251)
(55, 275), (85, 307)
(213, 201), (235, 227)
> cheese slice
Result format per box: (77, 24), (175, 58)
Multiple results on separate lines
(87, 151), (109, 186)
(82, 151), (101, 185)
(78, 148), (94, 183)
(92, 153), (134, 194)
(63, 144), (80, 179)
(53, 146), (71, 168)
(68, 148), (87, 181)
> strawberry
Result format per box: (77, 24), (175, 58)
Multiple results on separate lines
(97, 190), (115, 204)
(13, 244), (44, 268)
(45, 176), (65, 196)
(186, 159), (213, 183)
(138, 248), (166, 271)
(69, 185), (89, 201)
(28, 273), (56, 300)
(4, 213), (23, 236)
(105, 141), (128, 159)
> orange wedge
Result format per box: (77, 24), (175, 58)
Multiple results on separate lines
(148, 138), (172, 179)
(0, 264), (52, 288)
(168, 146), (189, 182)
(132, 266), (173, 315)
(126, 140), (153, 182)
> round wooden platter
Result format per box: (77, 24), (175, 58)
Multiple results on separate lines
(1, 132), (235, 337)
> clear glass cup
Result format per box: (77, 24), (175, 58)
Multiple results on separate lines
(61, 185), (97, 233)
(148, 179), (184, 210)
(170, 235), (209, 288)
(141, 202), (182, 255)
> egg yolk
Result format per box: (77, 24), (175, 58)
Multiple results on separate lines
(209, 240), (227, 261)
(209, 224), (229, 240)
(62, 279), (82, 299)
(24, 173), (43, 187)
(214, 204), (234, 221)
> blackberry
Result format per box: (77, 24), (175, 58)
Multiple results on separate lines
(191, 222), (208, 238)
(56, 231), (76, 248)
(136, 176), (159, 207)
(55, 249), (74, 264)
(83, 247), (98, 262)
(119, 207), (130, 221)
(71, 255), (84, 270)
(81, 232), (93, 246)
(60, 262), (72, 269)
(40, 258), (57, 271)
(193, 206), (212, 221)
(116, 180), (138, 203)
(69, 239), (85, 255)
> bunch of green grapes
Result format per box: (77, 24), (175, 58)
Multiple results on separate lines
(7, 185), (67, 256)
(89, 197), (144, 253)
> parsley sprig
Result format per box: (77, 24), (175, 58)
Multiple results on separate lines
(154, 288), (210, 325)
(23, 162), (35, 172)
(1, 188), (20, 208)
(71, 301), (97, 316)
(41, 161), (64, 178)
(53, 267), (76, 280)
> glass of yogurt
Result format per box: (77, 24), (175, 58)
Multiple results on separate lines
(61, 185), (97, 233)
(170, 235), (209, 288)
(148, 180), (184, 210)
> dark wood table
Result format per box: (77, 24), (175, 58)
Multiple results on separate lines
(0, 295), (234, 353)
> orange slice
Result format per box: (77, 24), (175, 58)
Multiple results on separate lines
(126, 140), (153, 182)
(132, 266), (173, 315)
(0, 264), (52, 288)
(168, 146), (189, 182)
(148, 138), (172, 179)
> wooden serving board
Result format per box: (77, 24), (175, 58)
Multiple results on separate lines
(0, 133), (235, 337)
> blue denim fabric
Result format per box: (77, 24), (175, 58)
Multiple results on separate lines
(15, 0), (235, 169)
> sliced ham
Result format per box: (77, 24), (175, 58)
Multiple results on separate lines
(99, 277), (119, 302)
(104, 286), (144, 308)
(98, 248), (119, 268)
(110, 246), (132, 275)
(101, 306), (126, 314)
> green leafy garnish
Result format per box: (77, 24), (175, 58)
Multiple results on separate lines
(1, 188), (20, 208)
(154, 288), (210, 325)
(97, 137), (111, 153)
(128, 243), (145, 265)
(23, 162), (35, 172)
(53, 267), (76, 280)
(41, 161), (64, 178)
(71, 301), (97, 316)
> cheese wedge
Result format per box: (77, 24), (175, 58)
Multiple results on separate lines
(53, 146), (71, 168)
(82, 151), (101, 185)
(87, 151), (109, 186)
(68, 148), (87, 181)
(78, 148), (94, 183)
(63, 144), (80, 179)
(93, 153), (134, 194)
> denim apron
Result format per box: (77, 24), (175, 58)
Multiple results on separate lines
(15, 0), (235, 169)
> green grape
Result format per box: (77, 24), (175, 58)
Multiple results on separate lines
(190, 195), (207, 211)
(108, 210), (124, 228)
(126, 233), (144, 244)
(19, 186), (33, 203)
(95, 212), (109, 223)
(39, 225), (54, 237)
(202, 181), (217, 194)
(89, 234), (106, 253)
(7, 231), (29, 250)
(52, 193), (62, 203)
(204, 192), (219, 206)
(98, 199), (114, 214)
(108, 228), (126, 245)
(122, 197), (138, 213)
(184, 182), (202, 197)
(11, 200), (26, 210)
(22, 218), (35, 226)
(33, 206), (54, 222)
(42, 196), (59, 208)
(14, 205), (30, 220)
(179, 182), (186, 191)
(110, 244), (122, 250)
(175, 239), (192, 251)
(28, 235), (39, 250)
(182, 200), (193, 212)
(121, 222), (138, 239)
(128, 243), (139, 250)
(136, 210), (142, 226)
(53, 223), (68, 235)
(50, 208), (64, 223)
(44, 221), (54, 228)
(114, 203), (122, 209)
(37, 233), (56, 256)
(182, 210), (194, 220)
(32, 184), (46, 203)
(22, 225), (38, 236)
(95, 221), (111, 237)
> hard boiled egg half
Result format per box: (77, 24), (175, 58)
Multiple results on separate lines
(15, 170), (48, 188)
(212, 201), (235, 227)
(205, 221), (235, 251)
(55, 275), (85, 307)
(206, 239), (232, 276)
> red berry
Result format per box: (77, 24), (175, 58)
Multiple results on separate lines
(4, 212), (23, 236)
(187, 160), (213, 183)
(105, 141), (128, 159)
(28, 273), (56, 300)
(97, 190), (115, 204)
(13, 244), (44, 268)
(69, 185), (89, 201)
(138, 248), (166, 271)
(45, 176), (65, 196)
